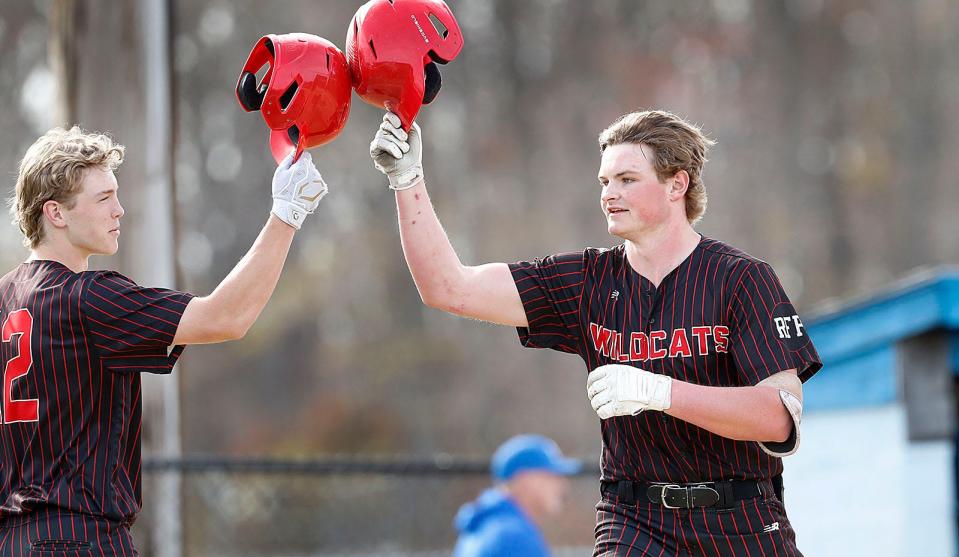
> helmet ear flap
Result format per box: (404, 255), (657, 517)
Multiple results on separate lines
(423, 62), (442, 105)
(237, 72), (267, 111)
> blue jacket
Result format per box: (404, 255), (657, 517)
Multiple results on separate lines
(453, 488), (550, 557)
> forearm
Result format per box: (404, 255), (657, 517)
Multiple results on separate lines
(187, 215), (295, 342)
(666, 380), (792, 442)
(394, 178), (468, 309)
(211, 215), (294, 329)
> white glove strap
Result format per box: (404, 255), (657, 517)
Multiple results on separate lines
(271, 199), (308, 230)
(633, 373), (672, 413)
(388, 165), (423, 191)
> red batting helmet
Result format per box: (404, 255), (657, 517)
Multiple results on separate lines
(236, 33), (352, 163)
(346, 0), (463, 130)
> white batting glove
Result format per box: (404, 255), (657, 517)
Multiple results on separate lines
(587, 364), (672, 419)
(369, 112), (423, 190)
(271, 151), (328, 230)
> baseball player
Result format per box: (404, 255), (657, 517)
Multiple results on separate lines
(0, 126), (326, 554)
(370, 110), (821, 556)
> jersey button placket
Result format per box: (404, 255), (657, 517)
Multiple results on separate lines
(643, 283), (655, 330)
(647, 291), (659, 328)
(645, 287), (666, 423)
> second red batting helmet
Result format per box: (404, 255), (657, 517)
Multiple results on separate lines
(346, 0), (463, 130)
(236, 33), (352, 163)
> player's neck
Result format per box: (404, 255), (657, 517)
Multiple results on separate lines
(623, 220), (700, 288)
(30, 238), (91, 273)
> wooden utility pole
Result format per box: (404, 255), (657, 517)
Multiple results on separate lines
(49, 1), (182, 556)
(49, 0), (77, 126)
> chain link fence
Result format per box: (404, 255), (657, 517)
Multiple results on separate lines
(135, 456), (601, 557)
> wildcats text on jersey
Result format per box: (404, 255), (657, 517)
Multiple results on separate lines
(589, 322), (729, 362)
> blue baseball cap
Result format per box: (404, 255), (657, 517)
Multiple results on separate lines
(491, 434), (582, 481)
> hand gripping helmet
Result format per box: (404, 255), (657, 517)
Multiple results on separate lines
(236, 33), (352, 163)
(346, 0), (463, 130)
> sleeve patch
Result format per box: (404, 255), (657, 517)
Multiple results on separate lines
(772, 302), (810, 351)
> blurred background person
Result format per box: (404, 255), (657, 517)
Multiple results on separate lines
(454, 434), (581, 557)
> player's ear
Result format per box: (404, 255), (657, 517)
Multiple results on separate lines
(42, 200), (68, 230)
(668, 170), (690, 201)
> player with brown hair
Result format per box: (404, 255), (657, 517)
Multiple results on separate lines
(371, 109), (820, 556)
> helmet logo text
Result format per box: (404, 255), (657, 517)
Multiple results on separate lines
(410, 14), (430, 44)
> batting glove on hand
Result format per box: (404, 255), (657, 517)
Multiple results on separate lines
(370, 112), (423, 190)
(587, 364), (672, 419)
(271, 151), (328, 230)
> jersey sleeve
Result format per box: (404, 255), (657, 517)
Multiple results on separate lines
(507, 251), (586, 355)
(80, 271), (195, 374)
(727, 261), (822, 385)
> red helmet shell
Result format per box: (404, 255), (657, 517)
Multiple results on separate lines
(347, 0), (463, 130)
(236, 33), (352, 163)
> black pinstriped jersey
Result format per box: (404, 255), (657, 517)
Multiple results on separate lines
(0, 260), (193, 522)
(509, 237), (821, 483)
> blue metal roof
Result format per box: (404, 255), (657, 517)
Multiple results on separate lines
(803, 267), (959, 411)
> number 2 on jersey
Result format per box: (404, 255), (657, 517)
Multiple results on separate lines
(1, 309), (39, 424)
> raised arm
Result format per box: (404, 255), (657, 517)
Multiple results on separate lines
(370, 113), (528, 327)
(173, 152), (327, 345)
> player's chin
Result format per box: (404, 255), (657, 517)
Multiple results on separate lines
(606, 223), (627, 239)
(100, 238), (120, 255)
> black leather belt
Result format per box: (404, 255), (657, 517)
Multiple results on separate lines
(601, 477), (773, 509)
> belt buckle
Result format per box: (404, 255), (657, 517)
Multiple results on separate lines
(660, 484), (683, 509)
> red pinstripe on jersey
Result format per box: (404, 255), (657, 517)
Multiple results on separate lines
(509, 237), (821, 484)
(0, 260), (192, 525)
